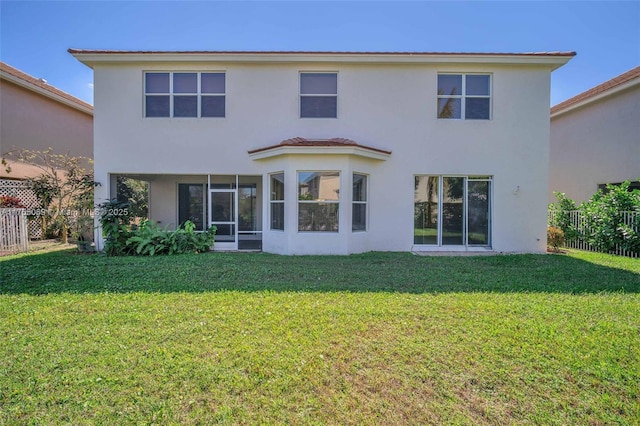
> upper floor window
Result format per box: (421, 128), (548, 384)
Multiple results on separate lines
(437, 74), (490, 120)
(145, 72), (225, 118)
(300, 72), (337, 118)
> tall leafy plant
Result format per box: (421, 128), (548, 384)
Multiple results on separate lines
(580, 181), (640, 253)
(98, 199), (133, 256)
(2, 148), (99, 242)
(550, 181), (640, 255)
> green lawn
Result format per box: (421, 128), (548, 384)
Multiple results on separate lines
(1, 250), (639, 425)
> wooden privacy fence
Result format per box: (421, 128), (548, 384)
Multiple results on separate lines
(0, 208), (29, 255)
(549, 210), (639, 258)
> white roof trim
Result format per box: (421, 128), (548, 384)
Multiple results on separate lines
(71, 52), (573, 70)
(249, 145), (391, 161)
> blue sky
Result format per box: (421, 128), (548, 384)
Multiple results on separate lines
(1, 1), (639, 105)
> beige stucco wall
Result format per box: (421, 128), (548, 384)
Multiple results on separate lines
(549, 84), (640, 204)
(92, 61), (554, 254)
(0, 79), (93, 179)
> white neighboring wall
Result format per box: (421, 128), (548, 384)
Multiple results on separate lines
(550, 69), (640, 204)
(72, 51), (572, 254)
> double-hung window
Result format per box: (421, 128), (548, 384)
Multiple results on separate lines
(298, 172), (339, 232)
(270, 173), (285, 231)
(145, 72), (225, 118)
(437, 74), (491, 119)
(352, 173), (367, 232)
(300, 72), (337, 118)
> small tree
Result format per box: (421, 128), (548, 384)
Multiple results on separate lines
(2, 148), (99, 243)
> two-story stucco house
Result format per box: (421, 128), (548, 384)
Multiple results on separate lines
(70, 49), (574, 255)
(549, 66), (640, 204)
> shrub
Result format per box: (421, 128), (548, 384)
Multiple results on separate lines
(549, 192), (578, 240)
(547, 226), (565, 252)
(550, 181), (640, 255)
(580, 181), (640, 254)
(99, 199), (133, 256)
(125, 220), (216, 256)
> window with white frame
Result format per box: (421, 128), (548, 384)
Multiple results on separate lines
(352, 173), (367, 232)
(298, 172), (339, 232)
(270, 173), (285, 231)
(437, 74), (491, 119)
(145, 72), (225, 118)
(414, 175), (492, 246)
(300, 72), (337, 118)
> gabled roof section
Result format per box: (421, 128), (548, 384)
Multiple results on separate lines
(551, 66), (640, 118)
(0, 61), (93, 115)
(68, 49), (575, 70)
(248, 137), (391, 161)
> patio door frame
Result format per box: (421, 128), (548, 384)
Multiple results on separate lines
(208, 186), (238, 251)
(413, 175), (492, 250)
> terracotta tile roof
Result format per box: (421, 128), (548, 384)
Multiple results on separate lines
(0, 61), (93, 113)
(551, 65), (640, 115)
(248, 137), (392, 155)
(68, 49), (576, 57)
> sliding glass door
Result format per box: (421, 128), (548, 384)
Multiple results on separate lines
(414, 176), (491, 247)
(467, 180), (491, 245)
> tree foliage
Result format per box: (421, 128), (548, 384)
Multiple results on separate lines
(116, 177), (149, 219)
(550, 181), (640, 255)
(2, 148), (100, 242)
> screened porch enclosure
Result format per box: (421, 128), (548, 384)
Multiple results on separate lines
(112, 174), (263, 251)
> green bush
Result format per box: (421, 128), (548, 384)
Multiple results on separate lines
(550, 181), (640, 255)
(580, 181), (640, 253)
(99, 199), (134, 256)
(125, 220), (216, 256)
(549, 192), (578, 240)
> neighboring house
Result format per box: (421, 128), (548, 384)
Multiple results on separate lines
(70, 49), (573, 255)
(549, 66), (640, 204)
(0, 61), (94, 181)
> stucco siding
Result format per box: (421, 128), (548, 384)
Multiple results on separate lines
(550, 85), (640, 203)
(92, 60), (555, 254)
(0, 79), (93, 179)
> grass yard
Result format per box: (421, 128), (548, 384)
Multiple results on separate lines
(1, 250), (639, 425)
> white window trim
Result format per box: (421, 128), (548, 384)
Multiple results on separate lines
(352, 172), (368, 233)
(297, 170), (340, 233)
(144, 71), (226, 118)
(269, 172), (285, 232)
(437, 73), (492, 120)
(299, 71), (338, 119)
(413, 175), (493, 249)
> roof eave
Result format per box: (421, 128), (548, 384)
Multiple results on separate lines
(69, 50), (575, 69)
(248, 145), (391, 161)
(551, 76), (640, 118)
(0, 70), (93, 115)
